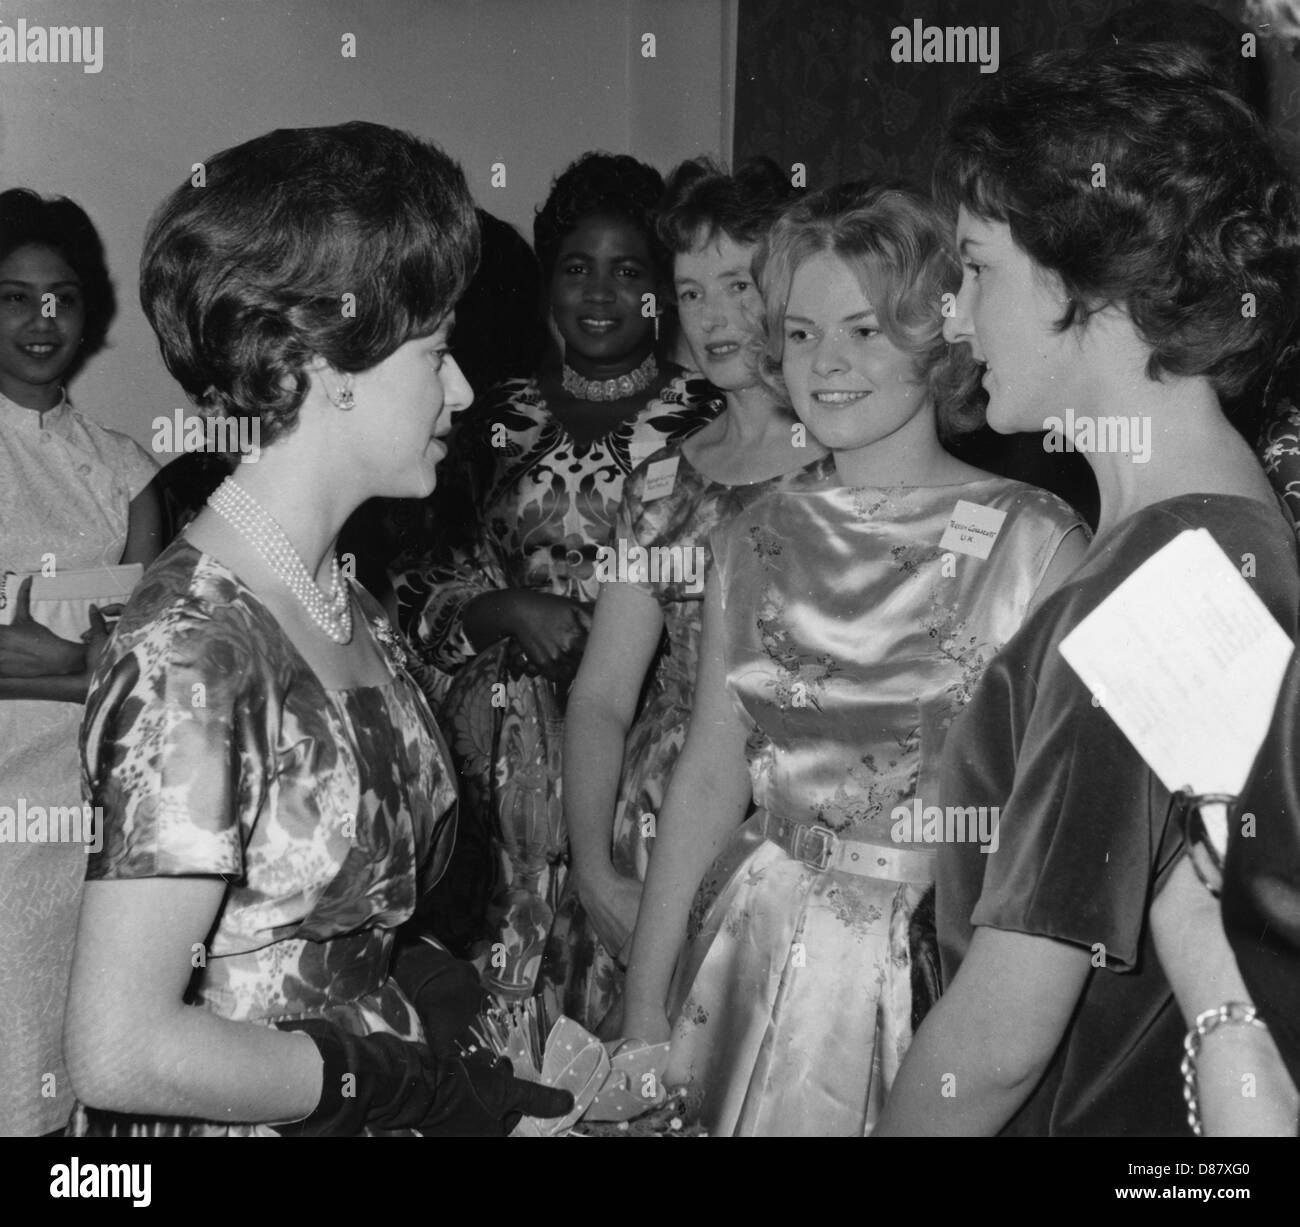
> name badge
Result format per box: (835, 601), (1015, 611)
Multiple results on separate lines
(628, 436), (660, 469)
(939, 499), (1007, 560)
(642, 457), (679, 502)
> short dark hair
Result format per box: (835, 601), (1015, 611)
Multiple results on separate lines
(657, 156), (794, 254)
(0, 187), (115, 353)
(758, 180), (980, 435)
(1090, 1), (1266, 116)
(935, 44), (1300, 399)
(141, 121), (479, 446)
(533, 152), (667, 282)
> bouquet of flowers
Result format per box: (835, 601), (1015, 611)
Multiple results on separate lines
(467, 1001), (704, 1136)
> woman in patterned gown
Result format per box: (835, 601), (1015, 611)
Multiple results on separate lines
(393, 154), (719, 1002)
(620, 182), (1089, 1136)
(540, 157), (832, 1035)
(63, 123), (570, 1137)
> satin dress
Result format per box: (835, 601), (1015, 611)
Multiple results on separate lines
(663, 478), (1083, 1136)
(539, 446), (835, 1033)
(71, 543), (459, 1136)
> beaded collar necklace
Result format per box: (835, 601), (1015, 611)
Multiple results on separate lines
(561, 352), (657, 402)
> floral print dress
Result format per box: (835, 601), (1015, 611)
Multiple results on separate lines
(392, 373), (720, 1002)
(70, 541), (458, 1137)
(539, 445), (836, 1032)
(662, 479), (1083, 1137)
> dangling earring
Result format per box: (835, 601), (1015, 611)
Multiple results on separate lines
(331, 374), (356, 411)
(653, 312), (660, 344)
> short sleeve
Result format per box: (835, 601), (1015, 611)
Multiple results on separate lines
(602, 459), (664, 604)
(119, 434), (160, 501)
(88, 421), (159, 501)
(963, 624), (1171, 971)
(81, 600), (259, 881)
(962, 498), (1298, 972)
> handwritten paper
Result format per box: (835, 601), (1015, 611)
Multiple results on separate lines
(1058, 530), (1293, 844)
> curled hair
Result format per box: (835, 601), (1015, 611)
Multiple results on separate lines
(533, 152), (667, 282)
(0, 187), (115, 354)
(935, 44), (1300, 399)
(1089, 2), (1266, 116)
(657, 155), (794, 253)
(141, 121), (479, 446)
(757, 180), (980, 435)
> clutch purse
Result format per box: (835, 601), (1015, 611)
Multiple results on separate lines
(0, 564), (144, 640)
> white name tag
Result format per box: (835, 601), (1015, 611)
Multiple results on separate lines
(939, 499), (1007, 560)
(641, 457), (679, 502)
(628, 437), (660, 469)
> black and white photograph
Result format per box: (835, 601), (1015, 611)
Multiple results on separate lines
(2, 0), (1300, 1192)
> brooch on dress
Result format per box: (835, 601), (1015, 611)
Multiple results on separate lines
(369, 616), (411, 673)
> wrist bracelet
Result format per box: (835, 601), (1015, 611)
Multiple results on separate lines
(1172, 791), (1235, 899)
(1181, 1001), (1266, 1137)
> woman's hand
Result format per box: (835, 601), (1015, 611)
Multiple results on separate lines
(82, 603), (124, 677)
(0, 576), (85, 677)
(503, 592), (591, 685)
(577, 871), (644, 966)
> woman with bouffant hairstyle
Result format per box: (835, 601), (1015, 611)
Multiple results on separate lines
(620, 181), (1084, 1136)
(878, 45), (1300, 1137)
(64, 121), (570, 1136)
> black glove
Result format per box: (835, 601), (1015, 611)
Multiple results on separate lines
(421, 1050), (577, 1137)
(391, 935), (485, 1055)
(273, 1018), (573, 1137)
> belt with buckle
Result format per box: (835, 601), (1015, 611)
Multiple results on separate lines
(758, 811), (935, 884)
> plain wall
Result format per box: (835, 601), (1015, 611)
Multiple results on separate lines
(0, 0), (735, 446)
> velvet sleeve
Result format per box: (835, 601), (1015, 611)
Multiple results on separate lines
(961, 600), (1172, 971)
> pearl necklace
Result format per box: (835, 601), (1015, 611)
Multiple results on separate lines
(208, 477), (353, 644)
(561, 352), (658, 402)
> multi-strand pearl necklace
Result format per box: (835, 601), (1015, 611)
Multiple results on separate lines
(561, 352), (658, 402)
(208, 477), (353, 644)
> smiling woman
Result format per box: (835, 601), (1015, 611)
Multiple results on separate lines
(0, 188), (161, 1136)
(618, 181), (1087, 1136)
(392, 152), (721, 1007)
